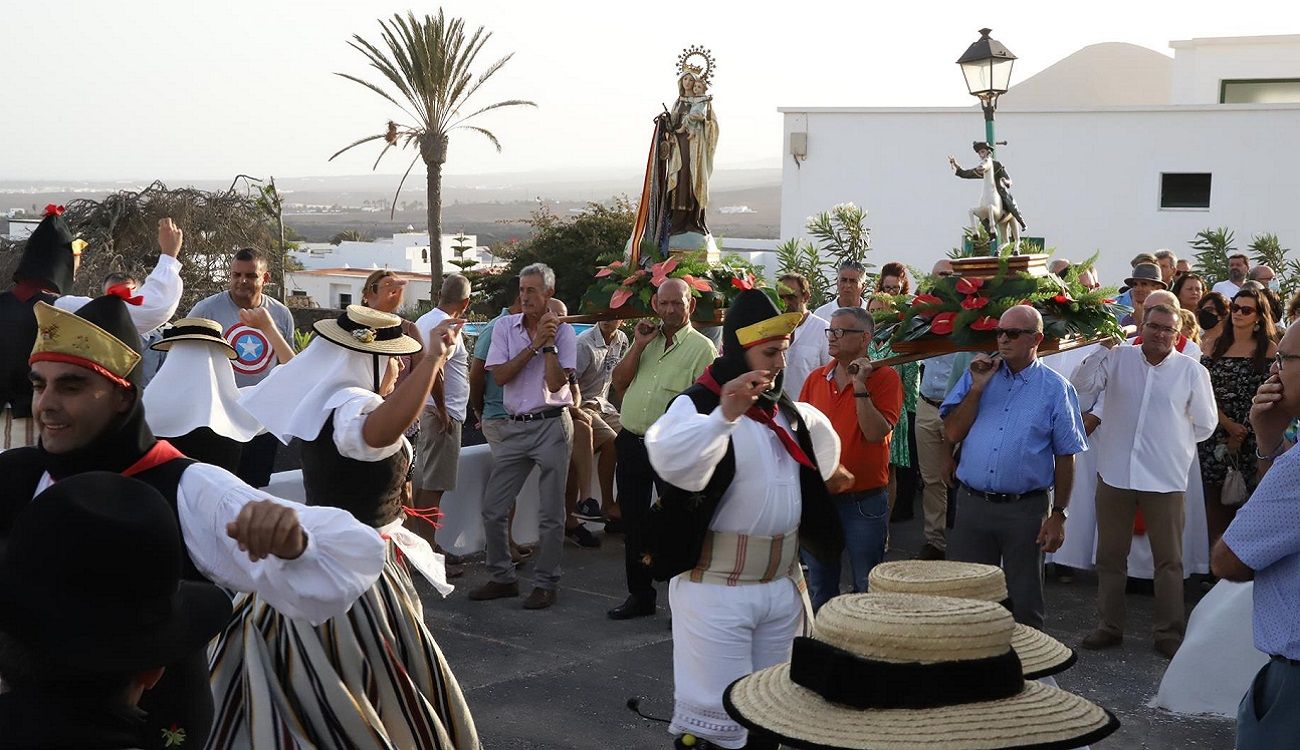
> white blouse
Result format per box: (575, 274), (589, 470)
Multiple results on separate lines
(645, 397), (839, 536)
(55, 254), (182, 334)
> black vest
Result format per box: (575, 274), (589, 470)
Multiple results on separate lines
(166, 427), (244, 475)
(640, 385), (844, 582)
(0, 290), (54, 418)
(299, 410), (409, 528)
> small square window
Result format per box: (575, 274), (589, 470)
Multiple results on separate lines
(338, 292), (353, 307)
(1160, 173), (1211, 209)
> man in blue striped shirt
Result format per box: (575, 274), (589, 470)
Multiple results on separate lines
(941, 305), (1088, 629)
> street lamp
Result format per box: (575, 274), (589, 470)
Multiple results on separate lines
(957, 28), (1016, 151)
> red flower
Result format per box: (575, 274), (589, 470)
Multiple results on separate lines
(610, 288), (634, 309)
(1103, 298), (1116, 304)
(930, 312), (957, 335)
(731, 274), (755, 291)
(960, 295), (989, 310)
(911, 293), (943, 307)
(650, 257), (679, 287)
(594, 260), (625, 278)
(956, 277), (984, 295)
(681, 274), (713, 292)
(970, 316), (999, 331)
(43, 204), (65, 218)
(1053, 293), (1071, 304)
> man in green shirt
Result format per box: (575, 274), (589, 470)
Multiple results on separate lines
(607, 278), (717, 620)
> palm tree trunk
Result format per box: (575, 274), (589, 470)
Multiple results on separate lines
(423, 134), (449, 302)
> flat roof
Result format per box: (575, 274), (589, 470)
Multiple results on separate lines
(288, 267), (432, 279)
(777, 103), (1300, 114)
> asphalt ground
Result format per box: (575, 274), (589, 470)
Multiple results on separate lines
(414, 508), (1237, 750)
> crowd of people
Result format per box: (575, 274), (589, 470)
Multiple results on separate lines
(0, 203), (1295, 749)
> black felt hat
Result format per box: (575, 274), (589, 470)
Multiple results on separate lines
(0, 472), (232, 673)
(13, 204), (80, 294)
(972, 141), (993, 153)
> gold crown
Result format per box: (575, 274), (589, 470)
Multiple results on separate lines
(676, 45), (716, 86)
(30, 302), (140, 388)
(735, 312), (803, 348)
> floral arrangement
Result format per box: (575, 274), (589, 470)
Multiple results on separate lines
(875, 254), (1129, 348)
(581, 251), (777, 321)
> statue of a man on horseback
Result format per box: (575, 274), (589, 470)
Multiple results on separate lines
(949, 141), (1027, 255)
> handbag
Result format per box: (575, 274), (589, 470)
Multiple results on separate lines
(1221, 454), (1249, 507)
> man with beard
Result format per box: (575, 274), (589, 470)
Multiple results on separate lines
(1, 206), (182, 450)
(0, 292), (385, 750)
(644, 289), (848, 749)
(1212, 253), (1251, 300)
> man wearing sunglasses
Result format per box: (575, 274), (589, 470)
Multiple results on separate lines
(1070, 304), (1217, 659)
(940, 305), (1088, 629)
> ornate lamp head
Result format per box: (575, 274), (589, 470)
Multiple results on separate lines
(676, 45), (716, 94)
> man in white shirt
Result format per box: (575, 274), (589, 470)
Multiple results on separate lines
(812, 260), (869, 320)
(777, 272), (830, 399)
(1211, 253), (1251, 299)
(412, 274), (472, 558)
(1069, 304), (1217, 659)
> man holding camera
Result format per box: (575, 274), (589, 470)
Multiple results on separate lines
(606, 278), (717, 620)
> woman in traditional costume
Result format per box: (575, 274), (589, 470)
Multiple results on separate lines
(643, 289), (847, 749)
(142, 317), (263, 472)
(210, 305), (479, 749)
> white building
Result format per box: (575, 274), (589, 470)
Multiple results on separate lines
(780, 34), (1300, 285)
(289, 232), (502, 274)
(4, 218), (39, 241)
(286, 267), (434, 311)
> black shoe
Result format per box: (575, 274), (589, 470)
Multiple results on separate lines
(603, 516), (626, 535)
(565, 524), (601, 548)
(574, 498), (603, 522)
(916, 543), (946, 561)
(608, 595), (657, 620)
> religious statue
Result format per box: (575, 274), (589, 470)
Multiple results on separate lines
(949, 141), (1027, 255)
(628, 45), (721, 267)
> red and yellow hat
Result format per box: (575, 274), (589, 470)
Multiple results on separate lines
(30, 300), (142, 389)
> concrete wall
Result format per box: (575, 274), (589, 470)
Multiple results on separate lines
(779, 104), (1300, 286)
(286, 269), (435, 310)
(290, 233), (495, 274)
(1172, 35), (1300, 104)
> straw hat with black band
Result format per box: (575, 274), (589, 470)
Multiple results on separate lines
(313, 304), (422, 357)
(868, 560), (1076, 679)
(150, 317), (237, 359)
(724, 593), (1119, 750)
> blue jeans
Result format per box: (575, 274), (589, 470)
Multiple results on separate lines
(801, 488), (889, 612)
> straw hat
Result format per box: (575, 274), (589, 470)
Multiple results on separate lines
(150, 317), (237, 359)
(724, 594), (1119, 750)
(313, 304), (421, 356)
(868, 560), (1075, 679)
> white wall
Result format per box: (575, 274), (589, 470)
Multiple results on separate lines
(286, 271), (434, 310)
(290, 233), (491, 274)
(780, 105), (1300, 287)
(1172, 35), (1300, 104)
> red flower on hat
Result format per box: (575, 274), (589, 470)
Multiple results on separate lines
(43, 204), (66, 218)
(911, 293), (943, 307)
(105, 283), (143, 306)
(956, 277), (984, 295)
(930, 312), (957, 335)
(971, 315), (999, 331)
(960, 295), (989, 310)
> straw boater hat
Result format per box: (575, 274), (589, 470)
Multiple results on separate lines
(150, 317), (237, 359)
(313, 304), (421, 356)
(724, 593), (1119, 750)
(868, 560), (1075, 679)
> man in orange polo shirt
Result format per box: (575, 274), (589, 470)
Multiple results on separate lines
(798, 306), (903, 611)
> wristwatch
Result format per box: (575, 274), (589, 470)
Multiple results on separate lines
(539, 345), (558, 354)
(1051, 507), (1069, 519)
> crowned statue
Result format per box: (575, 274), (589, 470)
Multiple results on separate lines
(628, 45), (721, 267)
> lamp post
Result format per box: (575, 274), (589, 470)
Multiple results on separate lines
(957, 28), (1016, 153)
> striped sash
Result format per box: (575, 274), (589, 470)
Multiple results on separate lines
(2, 408), (35, 451)
(688, 530), (801, 586)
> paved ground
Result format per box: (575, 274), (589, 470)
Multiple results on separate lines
(415, 513), (1235, 750)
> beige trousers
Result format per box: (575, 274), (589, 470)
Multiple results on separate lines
(913, 398), (950, 549)
(1095, 478), (1186, 642)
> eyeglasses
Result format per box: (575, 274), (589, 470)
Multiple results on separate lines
(880, 285), (903, 294)
(1231, 304), (1258, 316)
(994, 327), (1037, 340)
(825, 328), (868, 340)
(1275, 352), (1300, 371)
(1143, 322), (1178, 336)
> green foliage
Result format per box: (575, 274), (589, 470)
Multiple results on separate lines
(1248, 233), (1300, 298)
(448, 232), (479, 274)
(497, 198), (636, 312)
(775, 238), (833, 308)
(1190, 227), (1236, 286)
(293, 329), (316, 353)
(805, 202), (875, 282)
(330, 229), (369, 245)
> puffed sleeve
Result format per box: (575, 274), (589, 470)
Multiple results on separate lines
(794, 401), (842, 482)
(176, 463), (385, 625)
(645, 394), (739, 492)
(58, 254), (183, 333)
(331, 389), (407, 462)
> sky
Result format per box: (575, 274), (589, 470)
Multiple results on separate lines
(3, 0), (1298, 182)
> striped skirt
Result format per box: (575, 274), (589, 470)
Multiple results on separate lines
(204, 543), (479, 749)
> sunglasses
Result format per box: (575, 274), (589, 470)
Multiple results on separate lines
(825, 328), (867, 340)
(880, 285), (903, 294)
(1231, 304), (1258, 315)
(1275, 352), (1300, 371)
(994, 327), (1037, 340)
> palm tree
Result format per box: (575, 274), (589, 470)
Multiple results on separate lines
(331, 10), (535, 292)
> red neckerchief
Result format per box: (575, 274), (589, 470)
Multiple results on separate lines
(1132, 334), (1188, 353)
(121, 440), (185, 477)
(12, 279), (57, 303)
(696, 367), (816, 470)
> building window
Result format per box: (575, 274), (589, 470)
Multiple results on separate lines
(1221, 79), (1300, 104)
(1160, 173), (1211, 210)
(291, 290), (307, 297)
(338, 292), (353, 307)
